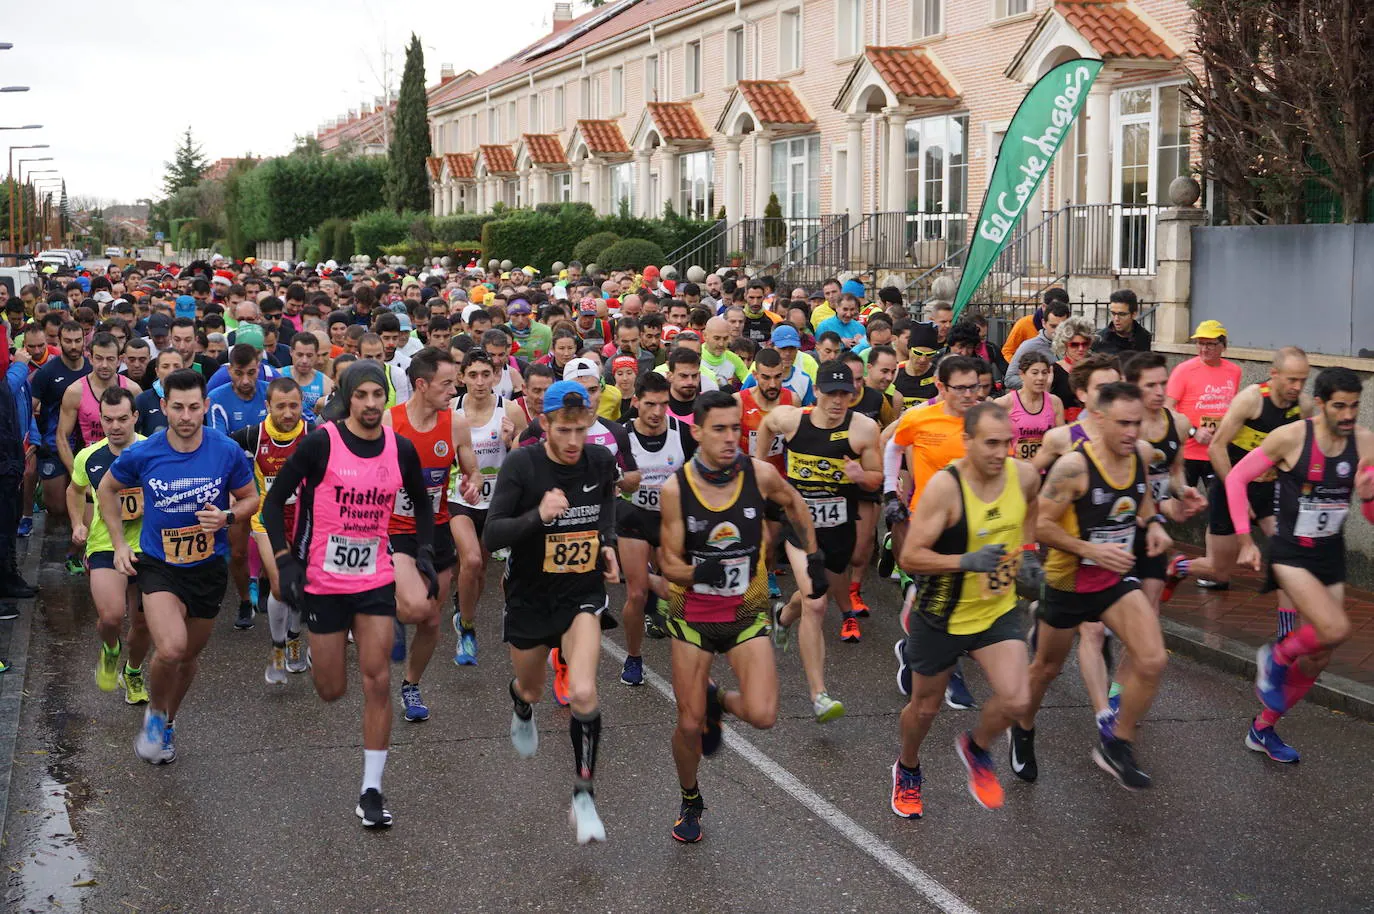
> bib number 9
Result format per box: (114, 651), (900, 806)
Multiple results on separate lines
(1294, 502), (1348, 538)
(323, 534), (379, 576)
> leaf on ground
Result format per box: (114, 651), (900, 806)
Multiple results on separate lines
(70, 878), (97, 887)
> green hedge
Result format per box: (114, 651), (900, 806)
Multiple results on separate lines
(572, 231), (621, 264)
(352, 208), (428, 258)
(434, 213), (499, 245)
(599, 238), (665, 271)
(334, 218), (355, 261)
(480, 204), (602, 269)
(234, 155), (387, 244)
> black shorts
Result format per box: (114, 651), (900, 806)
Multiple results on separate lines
(136, 555), (228, 620)
(1133, 529), (1167, 581)
(903, 607), (1022, 676)
(389, 527), (458, 572)
(857, 487), (881, 505)
(87, 550), (140, 583)
(37, 449), (66, 481)
(784, 519), (856, 575)
(666, 612), (770, 655)
(303, 583), (396, 634)
(1039, 578), (1141, 629)
(1184, 458), (1214, 489)
(503, 591), (608, 651)
(1263, 538), (1345, 593)
(616, 501), (661, 548)
(449, 503), (489, 541)
(1208, 477), (1275, 536)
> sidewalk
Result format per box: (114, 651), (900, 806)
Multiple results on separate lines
(0, 521), (42, 835)
(1158, 545), (1374, 720)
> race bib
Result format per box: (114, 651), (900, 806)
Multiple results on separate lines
(262, 475), (297, 505)
(748, 429), (784, 457)
(161, 524), (213, 565)
(395, 485), (442, 516)
(1016, 437), (1042, 460)
(980, 550), (1023, 599)
(543, 530), (599, 574)
(1198, 415), (1222, 434)
(1149, 475), (1170, 502)
(633, 483), (661, 511)
(323, 534), (379, 576)
(117, 487), (144, 521)
(805, 496), (847, 528)
(1294, 501), (1348, 539)
(1082, 526), (1135, 565)
(691, 555), (751, 598)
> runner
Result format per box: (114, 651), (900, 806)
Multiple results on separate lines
(617, 371), (695, 686)
(1234, 367), (1374, 763)
(892, 402), (1040, 818)
(57, 332), (141, 475)
(994, 351), (1064, 463)
(449, 349), (526, 666)
(264, 361), (437, 828)
(484, 380), (622, 845)
(386, 347), (480, 722)
(1029, 354), (1122, 472)
(288, 332), (333, 422)
(97, 369), (258, 766)
(657, 389), (824, 842)
(67, 386), (149, 705)
(893, 323), (941, 409)
(31, 320), (90, 573)
(758, 360), (881, 721)
(1164, 320), (1241, 487)
(736, 347), (794, 599)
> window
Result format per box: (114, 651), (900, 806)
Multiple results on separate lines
(529, 93), (541, 132)
(555, 172), (573, 203)
(914, 0), (942, 38)
(611, 66), (624, 114)
(679, 151), (715, 219)
(508, 101), (518, 141)
(837, 0), (863, 58)
(903, 113), (969, 214)
(726, 27), (744, 84)
(470, 114), (479, 147)
(609, 162), (636, 214)
(994, 0), (1029, 19)
(488, 108), (499, 143)
(770, 135), (821, 220)
(580, 76), (592, 116)
(779, 10), (802, 73)
(554, 86), (564, 127)
(1155, 85), (1191, 200)
(644, 54), (658, 102)
(685, 40), (701, 95)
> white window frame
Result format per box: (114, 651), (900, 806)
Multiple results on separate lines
(1109, 80), (1189, 273)
(555, 171), (573, 203)
(725, 26), (745, 85)
(507, 101), (518, 141)
(779, 9), (802, 74)
(554, 86), (565, 128)
(684, 40), (702, 95)
(580, 76), (592, 117)
(610, 66), (624, 115)
(678, 150), (715, 219)
(529, 93), (541, 133)
(609, 161), (636, 214)
(836, 0), (863, 59)
(644, 54), (659, 102)
(993, 0), (1031, 21)
(913, 0), (943, 39)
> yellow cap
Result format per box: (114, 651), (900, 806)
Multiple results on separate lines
(1191, 319), (1228, 340)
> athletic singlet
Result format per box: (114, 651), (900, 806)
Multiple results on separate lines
(1145, 410), (1182, 503)
(913, 460), (1026, 634)
(625, 416), (688, 513)
(1069, 421), (1091, 445)
(77, 375), (130, 448)
(452, 394), (507, 510)
(785, 409), (858, 530)
(389, 404), (454, 531)
(1044, 441), (1146, 593)
(587, 418), (625, 455)
(293, 369), (327, 420)
(1272, 419), (1358, 550)
(669, 458), (770, 624)
(1227, 382), (1303, 481)
(304, 423), (401, 595)
(894, 364), (937, 409)
(1009, 390), (1055, 461)
(494, 360), (518, 399)
(72, 436), (145, 557)
(739, 387), (793, 471)
(851, 387), (886, 423)
(242, 419), (308, 536)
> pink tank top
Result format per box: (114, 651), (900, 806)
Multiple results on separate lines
(305, 423), (402, 595)
(78, 376), (128, 448)
(1009, 390), (1055, 462)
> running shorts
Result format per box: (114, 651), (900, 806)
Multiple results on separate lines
(1132, 528), (1167, 581)
(1039, 578), (1141, 629)
(137, 555), (228, 620)
(784, 520), (855, 575)
(1208, 477), (1275, 536)
(903, 607), (1022, 676)
(390, 526), (458, 573)
(1263, 538), (1345, 593)
(665, 612), (770, 655)
(449, 503), (489, 541)
(616, 501), (662, 549)
(303, 583), (396, 634)
(87, 549), (140, 583)
(503, 592), (609, 651)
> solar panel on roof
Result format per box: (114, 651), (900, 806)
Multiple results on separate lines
(521, 0), (644, 62)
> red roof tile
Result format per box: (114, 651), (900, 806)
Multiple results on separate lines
(426, 156), (443, 180)
(865, 46), (959, 100)
(646, 102), (709, 141)
(479, 144), (517, 174)
(577, 119), (630, 155)
(444, 153), (475, 179)
(522, 134), (569, 166)
(1056, 0), (1178, 60)
(736, 81), (813, 126)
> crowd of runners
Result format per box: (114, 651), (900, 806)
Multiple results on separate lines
(2, 254), (1369, 842)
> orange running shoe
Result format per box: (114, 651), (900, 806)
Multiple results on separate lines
(890, 761), (923, 819)
(550, 648), (571, 707)
(849, 581), (870, 617)
(955, 731), (1004, 810)
(840, 616), (862, 643)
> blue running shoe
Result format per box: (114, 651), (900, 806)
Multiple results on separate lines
(134, 709), (174, 764)
(16, 517), (32, 538)
(1255, 643), (1290, 713)
(944, 666), (976, 710)
(767, 571), (781, 600)
(1246, 722), (1300, 763)
(391, 620), (407, 664)
(1108, 690), (1121, 716)
(455, 628), (477, 666)
(620, 655), (643, 686)
(401, 682), (430, 722)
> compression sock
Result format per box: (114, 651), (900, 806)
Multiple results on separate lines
(1254, 708), (1282, 730)
(570, 708), (602, 791)
(287, 605), (302, 639)
(680, 784), (703, 806)
(362, 749), (387, 794)
(1273, 624), (1324, 666)
(510, 678), (533, 721)
(1108, 681), (1123, 700)
(267, 595), (290, 645)
(1276, 608), (1298, 639)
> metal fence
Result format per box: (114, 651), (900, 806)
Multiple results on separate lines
(963, 300), (1158, 354)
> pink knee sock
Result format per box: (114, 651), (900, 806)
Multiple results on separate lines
(1273, 624), (1323, 666)
(1255, 708), (1281, 729)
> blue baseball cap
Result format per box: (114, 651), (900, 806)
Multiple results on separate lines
(841, 279), (866, 298)
(771, 324), (801, 348)
(543, 380), (591, 413)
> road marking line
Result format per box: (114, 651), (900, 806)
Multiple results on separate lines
(602, 639), (980, 914)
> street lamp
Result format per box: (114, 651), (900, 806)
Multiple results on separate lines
(6, 139), (44, 251)
(19, 160), (57, 251)
(30, 177), (60, 250)
(0, 87), (29, 93)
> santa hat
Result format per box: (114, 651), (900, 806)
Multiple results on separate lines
(211, 269), (234, 288)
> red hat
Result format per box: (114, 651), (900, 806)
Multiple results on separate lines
(211, 269), (234, 287)
(662, 326), (681, 342)
(661, 279), (676, 295)
(643, 265), (659, 280)
(612, 355), (638, 374)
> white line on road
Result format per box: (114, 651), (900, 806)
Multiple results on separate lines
(602, 639), (981, 914)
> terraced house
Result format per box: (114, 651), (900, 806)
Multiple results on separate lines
(424, 0), (1198, 299)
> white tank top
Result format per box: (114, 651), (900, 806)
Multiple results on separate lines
(494, 362), (516, 399)
(452, 395), (507, 510)
(626, 416), (687, 513)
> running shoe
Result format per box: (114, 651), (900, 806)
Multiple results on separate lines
(644, 600), (668, 639)
(877, 532), (896, 580)
(510, 709), (539, 758)
(889, 761), (924, 819)
(771, 602), (793, 651)
(1255, 643), (1291, 713)
(492, 547), (511, 562)
(812, 692), (846, 724)
(1009, 724), (1037, 782)
(0, 605), (18, 621)
(265, 647), (288, 686)
(16, 517), (32, 538)
(95, 642), (120, 692)
(454, 621), (478, 667)
(672, 798), (705, 842)
(65, 556), (85, 576)
(944, 666), (976, 710)
(1160, 554), (1189, 602)
(849, 582), (870, 617)
(285, 638), (310, 674)
(1094, 736), (1151, 789)
(161, 721), (176, 763)
(401, 682), (430, 722)
(121, 666), (149, 705)
(1246, 722), (1301, 764)
(894, 639), (912, 697)
(569, 790), (607, 845)
(134, 709), (174, 765)
(390, 620), (406, 663)
(234, 601), (253, 631)
(620, 655), (644, 687)
(702, 682), (723, 756)
(956, 731), (1004, 811)
(550, 648), (571, 707)
(1096, 708), (1118, 743)
(840, 615), (862, 643)
(356, 788), (393, 829)
(1195, 578), (1229, 591)
(767, 571), (782, 600)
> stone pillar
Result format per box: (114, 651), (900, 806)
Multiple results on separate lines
(634, 151), (652, 218)
(753, 130), (774, 217)
(884, 108), (908, 213)
(846, 117), (864, 219)
(723, 138), (741, 221)
(660, 145), (678, 216)
(572, 163), (585, 203)
(587, 161), (603, 215)
(1154, 178), (1205, 345)
(1084, 82), (1112, 207)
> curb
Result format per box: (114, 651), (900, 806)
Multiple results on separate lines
(1160, 616), (1374, 722)
(0, 519), (43, 835)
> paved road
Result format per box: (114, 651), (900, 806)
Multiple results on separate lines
(5, 530), (1374, 914)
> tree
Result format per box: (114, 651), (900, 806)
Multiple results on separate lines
(291, 134), (323, 158)
(385, 34), (433, 213)
(162, 127), (208, 198)
(59, 180), (70, 238)
(1186, 0), (1374, 224)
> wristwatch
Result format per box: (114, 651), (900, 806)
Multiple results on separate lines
(224, 509), (235, 526)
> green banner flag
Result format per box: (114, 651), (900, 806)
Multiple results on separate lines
(951, 58), (1103, 320)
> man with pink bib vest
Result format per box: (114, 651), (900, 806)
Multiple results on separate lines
(58, 330), (141, 480)
(265, 361), (437, 830)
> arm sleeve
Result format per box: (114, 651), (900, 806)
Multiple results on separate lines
(600, 456), (619, 546)
(1224, 446), (1275, 536)
(263, 431), (327, 554)
(396, 437), (433, 551)
(884, 436), (904, 494)
(482, 450), (546, 551)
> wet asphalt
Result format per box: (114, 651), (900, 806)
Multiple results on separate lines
(4, 526), (1374, 914)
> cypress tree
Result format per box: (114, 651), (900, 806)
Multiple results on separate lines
(385, 33), (433, 213)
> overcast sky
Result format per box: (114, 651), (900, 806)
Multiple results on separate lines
(1, 0), (559, 205)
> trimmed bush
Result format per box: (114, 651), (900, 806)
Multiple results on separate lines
(352, 208), (428, 258)
(573, 231), (622, 265)
(434, 213), (499, 245)
(599, 238), (665, 271)
(333, 218), (355, 261)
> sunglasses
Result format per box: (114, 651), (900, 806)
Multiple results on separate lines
(1067, 341), (1092, 349)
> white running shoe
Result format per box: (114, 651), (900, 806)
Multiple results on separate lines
(265, 647), (288, 686)
(569, 791), (606, 845)
(511, 711), (538, 758)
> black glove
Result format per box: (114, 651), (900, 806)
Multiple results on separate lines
(959, 544), (1007, 574)
(882, 491), (909, 527)
(277, 553), (306, 607)
(692, 556), (728, 591)
(416, 544), (439, 601)
(805, 550), (829, 600)
(1016, 548), (1045, 598)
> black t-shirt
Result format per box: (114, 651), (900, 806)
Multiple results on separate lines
(1050, 363), (1081, 416)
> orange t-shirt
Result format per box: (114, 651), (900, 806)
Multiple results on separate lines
(893, 403), (966, 509)
(1001, 313), (1039, 364)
